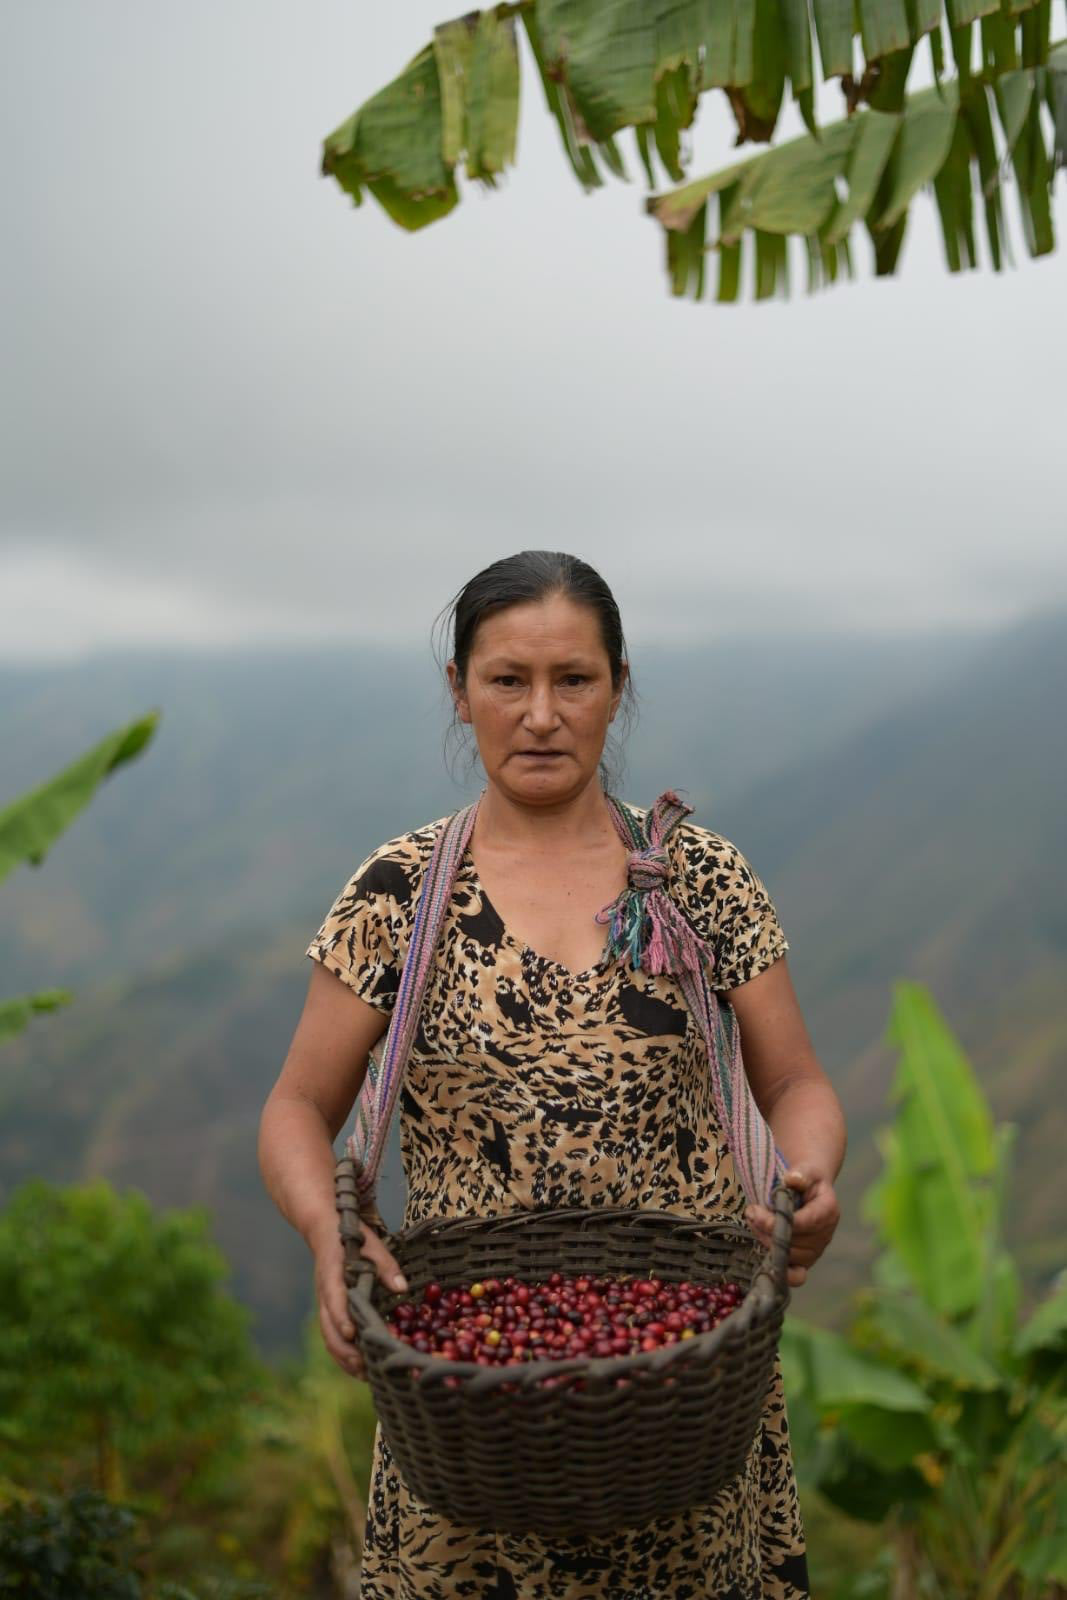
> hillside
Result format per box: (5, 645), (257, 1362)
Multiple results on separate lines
(716, 606), (1067, 1305)
(0, 628), (987, 997)
(1, 613), (1063, 1354)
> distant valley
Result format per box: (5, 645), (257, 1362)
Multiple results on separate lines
(2, 613), (1063, 1355)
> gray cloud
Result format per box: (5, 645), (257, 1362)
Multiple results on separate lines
(2, 1), (1065, 660)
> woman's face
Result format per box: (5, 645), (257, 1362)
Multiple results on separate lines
(448, 592), (626, 807)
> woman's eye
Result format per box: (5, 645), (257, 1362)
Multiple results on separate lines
(490, 674), (587, 687)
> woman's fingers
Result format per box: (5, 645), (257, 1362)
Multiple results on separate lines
(748, 1228), (820, 1267)
(746, 1174), (841, 1281)
(319, 1295), (367, 1378)
(358, 1225), (408, 1294)
(313, 1217), (408, 1381)
(314, 1235), (367, 1378)
(795, 1192), (840, 1236)
(316, 1233), (357, 1337)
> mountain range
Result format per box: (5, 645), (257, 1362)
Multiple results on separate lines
(1, 611), (1063, 1355)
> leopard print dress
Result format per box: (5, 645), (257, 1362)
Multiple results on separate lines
(306, 804), (810, 1600)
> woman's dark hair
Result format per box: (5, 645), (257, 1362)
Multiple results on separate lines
(432, 551), (638, 792)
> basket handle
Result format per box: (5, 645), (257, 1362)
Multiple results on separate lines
(747, 1179), (796, 1310)
(335, 1155), (392, 1315)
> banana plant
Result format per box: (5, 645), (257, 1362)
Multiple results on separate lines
(781, 981), (1067, 1598)
(321, 2), (1065, 297)
(0, 714), (160, 1042)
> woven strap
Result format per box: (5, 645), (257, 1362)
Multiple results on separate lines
(345, 789), (786, 1221)
(345, 801), (479, 1219)
(600, 791), (787, 1209)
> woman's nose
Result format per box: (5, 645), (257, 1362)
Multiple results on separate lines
(524, 685), (561, 730)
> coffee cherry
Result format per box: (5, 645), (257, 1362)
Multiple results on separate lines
(378, 1270), (746, 1385)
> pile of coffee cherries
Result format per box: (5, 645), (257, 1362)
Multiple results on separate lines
(385, 1271), (744, 1386)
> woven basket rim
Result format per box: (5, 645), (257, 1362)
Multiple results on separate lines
(336, 1170), (794, 1394)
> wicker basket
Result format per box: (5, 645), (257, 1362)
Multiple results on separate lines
(335, 1157), (795, 1537)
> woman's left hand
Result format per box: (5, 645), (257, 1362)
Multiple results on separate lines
(745, 1167), (840, 1288)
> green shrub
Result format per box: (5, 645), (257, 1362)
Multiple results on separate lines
(0, 1488), (141, 1599)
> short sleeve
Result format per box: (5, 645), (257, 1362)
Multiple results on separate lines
(669, 823), (789, 992)
(304, 831), (430, 1014)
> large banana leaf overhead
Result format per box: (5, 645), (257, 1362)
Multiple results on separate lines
(322, 1), (1066, 299)
(651, 50), (1066, 300)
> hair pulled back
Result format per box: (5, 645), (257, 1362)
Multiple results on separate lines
(432, 550), (638, 792)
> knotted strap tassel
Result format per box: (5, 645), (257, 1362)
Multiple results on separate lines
(596, 790), (716, 978)
(600, 790), (787, 1210)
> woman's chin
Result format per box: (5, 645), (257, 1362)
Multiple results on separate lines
(497, 760), (585, 801)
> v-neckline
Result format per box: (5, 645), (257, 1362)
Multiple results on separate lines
(459, 849), (618, 985)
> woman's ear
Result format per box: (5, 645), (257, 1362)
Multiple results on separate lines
(609, 660), (629, 722)
(446, 660), (471, 725)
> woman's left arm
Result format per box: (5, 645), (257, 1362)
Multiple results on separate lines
(727, 956), (847, 1287)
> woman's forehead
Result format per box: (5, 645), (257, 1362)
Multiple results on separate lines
(471, 596), (605, 655)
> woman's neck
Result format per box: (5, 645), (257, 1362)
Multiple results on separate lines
(473, 777), (619, 856)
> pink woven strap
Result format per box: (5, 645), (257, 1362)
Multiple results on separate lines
(600, 792), (787, 1208)
(345, 800), (478, 1219)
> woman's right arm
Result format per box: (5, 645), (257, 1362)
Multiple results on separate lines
(257, 960), (408, 1377)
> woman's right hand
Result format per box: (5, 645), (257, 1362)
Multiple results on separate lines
(314, 1217), (409, 1380)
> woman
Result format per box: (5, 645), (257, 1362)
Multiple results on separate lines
(259, 550), (846, 1599)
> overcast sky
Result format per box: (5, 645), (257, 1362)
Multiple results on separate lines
(1, 3), (1064, 663)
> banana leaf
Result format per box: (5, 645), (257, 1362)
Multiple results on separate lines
(0, 990), (75, 1045)
(322, 1), (1058, 232)
(835, 1403), (943, 1469)
(1, 712), (159, 1043)
(1015, 1269), (1067, 1358)
(864, 982), (997, 1319)
(855, 1287), (1003, 1389)
(0, 713), (159, 885)
(647, 60), (1062, 300)
(781, 1319), (932, 1412)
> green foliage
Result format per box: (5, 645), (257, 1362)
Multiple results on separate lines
(322, 12), (519, 230)
(0, 713), (159, 1041)
(320, 1), (1065, 296)
(238, 1306), (378, 1586)
(153, 1579), (273, 1599)
(650, 52), (1066, 300)
(785, 980), (1067, 1597)
(0, 713), (159, 887)
(0, 1483), (276, 1600)
(0, 1180), (262, 1500)
(0, 1488), (141, 1600)
(865, 981), (999, 1318)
